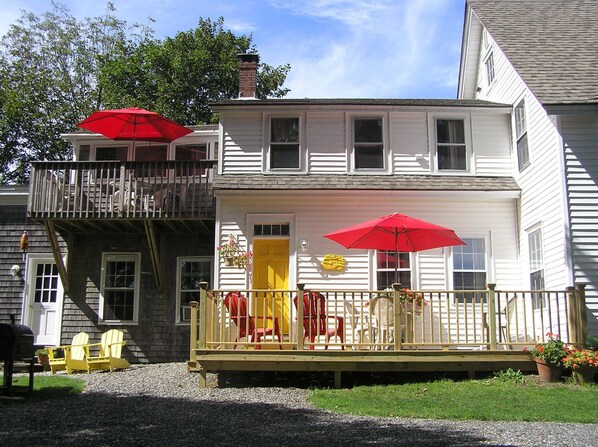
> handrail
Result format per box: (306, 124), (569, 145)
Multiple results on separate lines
(189, 285), (587, 356)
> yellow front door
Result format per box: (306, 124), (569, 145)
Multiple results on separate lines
(252, 239), (289, 332)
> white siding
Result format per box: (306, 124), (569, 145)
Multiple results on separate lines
(216, 192), (520, 292)
(561, 115), (598, 334)
(307, 112), (347, 173)
(471, 113), (512, 175)
(390, 111), (429, 174)
(221, 112), (263, 173)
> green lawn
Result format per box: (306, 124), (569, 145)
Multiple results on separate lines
(1, 375), (85, 402)
(309, 375), (598, 423)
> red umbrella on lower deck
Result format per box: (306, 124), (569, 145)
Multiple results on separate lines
(324, 212), (466, 282)
(77, 107), (193, 143)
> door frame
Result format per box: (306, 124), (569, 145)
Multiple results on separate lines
(21, 253), (65, 346)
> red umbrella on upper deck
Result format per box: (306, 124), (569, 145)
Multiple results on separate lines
(77, 107), (192, 144)
(324, 212), (466, 282)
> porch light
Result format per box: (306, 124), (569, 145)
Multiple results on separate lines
(10, 264), (21, 278)
(299, 239), (308, 252)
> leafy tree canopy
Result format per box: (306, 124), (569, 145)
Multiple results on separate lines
(0, 2), (290, 184)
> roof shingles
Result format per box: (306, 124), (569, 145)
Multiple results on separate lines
(468, 0), (598, 105)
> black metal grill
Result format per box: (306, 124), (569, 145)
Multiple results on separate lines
(0, 319), (35, 395)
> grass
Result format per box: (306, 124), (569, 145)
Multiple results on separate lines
(309, 375), (598, 423)
(1, 375), (85, 402)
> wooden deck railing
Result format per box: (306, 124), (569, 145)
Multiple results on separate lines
(28, 160), (216, 219)
(190, 283), (588, 354)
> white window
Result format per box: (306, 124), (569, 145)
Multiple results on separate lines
(436, 119), (467, 171)
(353, 117), (384, 170)
(177, 257), (212, 323)
(515, 100), (530, 171)
(528, 228), (545, 309)
(485, 52), (495, 85)
(270, 117), (300, 169)
(100, 253), (140, 323)
(376, 251), (411, 290)
(453, 238), (486, 302)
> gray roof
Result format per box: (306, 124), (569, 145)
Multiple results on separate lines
(213, 174), (520, 193)
(468, 0), (598, 105)
(211, 98), (509, 108)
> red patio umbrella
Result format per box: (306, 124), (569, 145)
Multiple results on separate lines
(77, 107), (193, 144)
(324, 212), (466, 283)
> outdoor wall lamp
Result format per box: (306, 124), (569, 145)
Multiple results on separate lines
(299, 239), (308, 252)
(10, 264), (22, 278)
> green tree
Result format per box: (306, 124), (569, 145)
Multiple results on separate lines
(0, 5), (290, 184)
(98, 17), (290, 125)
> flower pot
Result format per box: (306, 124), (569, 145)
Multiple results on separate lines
(535, 358), (564, 382)
(223, 257), (233, 267)
(571, 366), (596, 385)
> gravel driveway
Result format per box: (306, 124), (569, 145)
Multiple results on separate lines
(2, 363), (597, 446)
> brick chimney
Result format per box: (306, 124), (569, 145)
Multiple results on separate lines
(238, 53), (259, 99)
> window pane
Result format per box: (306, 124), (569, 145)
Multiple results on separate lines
(134, 145), (168, 162)
(438, 145), (466, 170)
(437, 120), (465, 144)
(270, 144), (299, 168)
(175, 144), (208, 161)
(354, 118), (382, 143)
(355, 145), (384, 169)
(517, 136), (529, 170)
(271, 118), (299, 142)
(96, 146), (128, 161)
(377, 251), (411, 289)
(515, 101), (526, 138)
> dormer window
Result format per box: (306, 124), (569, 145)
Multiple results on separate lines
(270, 117), (300, 169)
(353, 117), (384, 170)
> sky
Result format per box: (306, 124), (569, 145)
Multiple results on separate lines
(0, 0), (467, 99)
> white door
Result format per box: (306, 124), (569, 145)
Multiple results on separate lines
(24, 256), (64, 346)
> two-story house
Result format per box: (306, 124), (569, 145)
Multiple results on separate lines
(459, 0), (598, 338)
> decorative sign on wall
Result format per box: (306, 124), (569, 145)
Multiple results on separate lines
(321, 254), (347, 271)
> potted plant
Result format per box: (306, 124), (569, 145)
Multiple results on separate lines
(399, 288), (427, 314)
(217, 235), (252, 270)
(563, 348), (597, 384)
(35, 348), (50, 369)
(524, 332), (569, 382)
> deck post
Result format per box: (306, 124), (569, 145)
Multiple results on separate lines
(297, 284), (305, 350)
(190, 301), (199, 357)
(487, 284), (497, 350)
(392, 283), (402, 350)
(567, 284), (587, 348)
(198, 282), (208, 349)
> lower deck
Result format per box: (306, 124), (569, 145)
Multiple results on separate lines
(188, 283), (587, 387)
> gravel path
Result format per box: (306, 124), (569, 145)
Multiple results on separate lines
(2, 363), (597, 446)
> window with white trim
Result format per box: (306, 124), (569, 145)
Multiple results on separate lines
(177, 257), (212, 323)
(528, 228), (545, 310)
(453, 238), (486, 302)
(376, 251), (411, 290)
(485, 52), (495, 86)
(270, 117), (300, 169)
(353, 117), (384, 170)
(100, 253), (140, 323)
(436, 119), (467, 171)
(515, 100), (530, 171)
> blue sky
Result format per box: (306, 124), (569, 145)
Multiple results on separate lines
(1, 0), (467, 99)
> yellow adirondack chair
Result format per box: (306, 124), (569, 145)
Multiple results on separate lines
(47, 332), (90, 375)
(84, 329), (131, 372)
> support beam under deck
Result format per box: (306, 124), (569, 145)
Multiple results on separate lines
(43, 220), (70, 296)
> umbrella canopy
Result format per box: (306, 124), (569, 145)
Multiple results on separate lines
(324, 213), (466, 283)
(77, 107), (193, 143)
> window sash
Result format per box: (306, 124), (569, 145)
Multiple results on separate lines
(453, 238), (486, 302)
(270, 117), (300, 169)
(102, 255), (138, 322)
(436, 119), (467, 171)
(177, 258), (212, 323)
(376, 251), (411, 290)
(485, 52), (495, 85)
(354, 118), (384, 170)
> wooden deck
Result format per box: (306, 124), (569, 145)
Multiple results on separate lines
(188, 283), (588, 387)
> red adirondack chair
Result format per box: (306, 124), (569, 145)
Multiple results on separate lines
(223, 291), (282, 349)
(293, 291), (344, 350)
